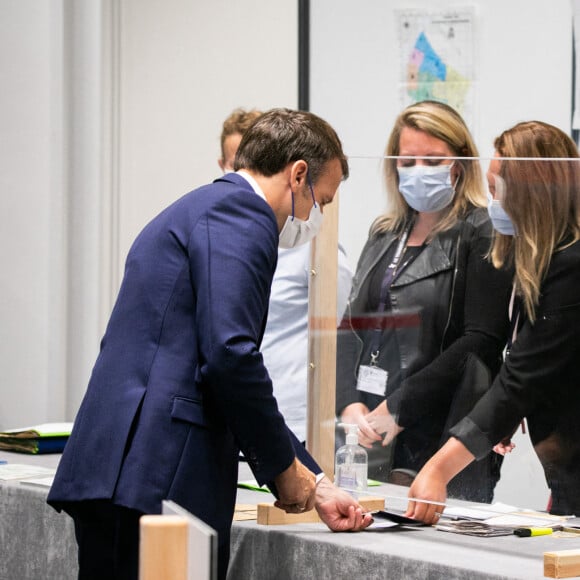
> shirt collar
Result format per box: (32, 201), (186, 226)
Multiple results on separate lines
(236, 170), (266, 201)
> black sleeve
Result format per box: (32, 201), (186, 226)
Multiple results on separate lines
(451, 249), (580, 458)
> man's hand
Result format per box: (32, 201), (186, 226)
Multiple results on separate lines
(273, 458), (316, 514)
(365, 401), (403, 446)
(314, 476), (373, 531)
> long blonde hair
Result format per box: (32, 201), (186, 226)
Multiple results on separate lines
(373, 100), (484, 236)
(491, 121), (580, 321)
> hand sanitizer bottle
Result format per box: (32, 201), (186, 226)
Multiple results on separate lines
(335, 424), (368, 497)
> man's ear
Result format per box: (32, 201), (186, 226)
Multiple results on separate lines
(289, 160), (308, 188)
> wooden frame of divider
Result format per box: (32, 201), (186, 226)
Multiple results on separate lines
(306, 192), (340, 478)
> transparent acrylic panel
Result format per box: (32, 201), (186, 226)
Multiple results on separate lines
(316, 152), (580, 516)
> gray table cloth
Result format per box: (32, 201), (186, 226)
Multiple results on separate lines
(0, 451), (570, 580)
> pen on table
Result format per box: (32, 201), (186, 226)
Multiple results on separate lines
(551, 525), (580, 534)
(561, 527), (580, 534)
(513, 527), (554, 537)
(338, 487), (447, 507)
(0, 460), (7, 465)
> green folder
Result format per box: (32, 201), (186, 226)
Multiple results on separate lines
(0, 422), (73, 454)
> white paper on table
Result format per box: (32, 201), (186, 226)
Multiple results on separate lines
(19, 476), (55, 487)
(484, 512), (570, 527)
(443, 502), (518, 521)
(0, 464), (56, 481)
(369, 519), (400, 529)
(443, 501), (570, 526)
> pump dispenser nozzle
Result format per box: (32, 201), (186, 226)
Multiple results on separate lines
(338, 423), (361, 446)
(335, 423), (368, 496)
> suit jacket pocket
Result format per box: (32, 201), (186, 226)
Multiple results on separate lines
(171, 396), (210, 429)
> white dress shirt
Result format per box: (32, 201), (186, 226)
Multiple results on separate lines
(260, 243), (352, 442)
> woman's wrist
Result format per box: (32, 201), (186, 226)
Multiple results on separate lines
(424, 437), (476, 484)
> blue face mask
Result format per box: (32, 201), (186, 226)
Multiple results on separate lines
(397, 164), (456, 213)
(487, 192), (516, 236)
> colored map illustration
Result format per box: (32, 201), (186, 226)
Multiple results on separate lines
(398, 10), (475, 125)
(406, 31), (470, 113)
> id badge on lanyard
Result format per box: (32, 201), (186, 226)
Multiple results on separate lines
(356, 364), (388, 396)
(355, 223), (412, 399)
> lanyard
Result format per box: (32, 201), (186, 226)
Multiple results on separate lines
(506, 284), (521, 356)
(507, 284), (527, 435)
(369, 222), (415, 366)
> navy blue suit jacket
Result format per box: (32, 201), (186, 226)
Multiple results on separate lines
(48, 173), (320, 550)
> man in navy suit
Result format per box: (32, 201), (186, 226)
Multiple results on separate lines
(48, 108), (372, 580)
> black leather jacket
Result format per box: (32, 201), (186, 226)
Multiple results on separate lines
(336, 207), (512, 475)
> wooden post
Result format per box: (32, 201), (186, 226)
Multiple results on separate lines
(139, 515), (188, 580)
(307, 192), (340, 477)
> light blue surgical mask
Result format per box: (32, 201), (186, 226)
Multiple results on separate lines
(487, 192), (516, 236)
(397, 164), (456, 213)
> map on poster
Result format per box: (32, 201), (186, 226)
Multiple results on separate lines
(397, 8), (475, 126)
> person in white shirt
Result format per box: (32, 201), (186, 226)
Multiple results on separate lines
(261, 244), (351, 442)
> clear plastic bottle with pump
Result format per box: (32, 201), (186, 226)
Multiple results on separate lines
(334, 424), (368, 497)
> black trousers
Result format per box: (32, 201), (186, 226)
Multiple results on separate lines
(64, 500), (142, 580)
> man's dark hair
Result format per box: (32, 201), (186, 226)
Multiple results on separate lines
(234, 108), (349, 182)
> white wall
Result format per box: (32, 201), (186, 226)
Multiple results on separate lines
(0, 1), (68, 427)
(0, 0), (299, 427)
(116, 0), (299, 271)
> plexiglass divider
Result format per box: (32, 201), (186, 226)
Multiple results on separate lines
(307, 156), (580, 510)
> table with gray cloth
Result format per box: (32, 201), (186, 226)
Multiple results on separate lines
(0, 451), (75, 580)
(0, 452), (571, 580)
(230, 462), (566, 580)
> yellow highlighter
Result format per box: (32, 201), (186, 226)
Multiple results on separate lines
(513, 527), (553, 537)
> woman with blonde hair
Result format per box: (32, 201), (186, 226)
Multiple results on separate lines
(336, 100), (512, 501)
(406, 120), (580, 523)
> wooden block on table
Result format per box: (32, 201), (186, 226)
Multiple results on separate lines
(257, 496), (384, 525)
(258, 503), (321, 525)
(235, 503), (258, 512)
(234, 503), (258, 521)
(234, 511), (258, 521)
(544, 549), (580, 578)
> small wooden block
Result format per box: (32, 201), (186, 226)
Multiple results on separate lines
(233, 511), (258, 521)
(544, 549), (580, 578)
(235, 503), (258, 512)
(234, 503), (258, 521)
(357, 496), (385, 511)
(257, 496), (384, 525)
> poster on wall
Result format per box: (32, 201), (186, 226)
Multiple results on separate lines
(397, 8), (476, 130)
